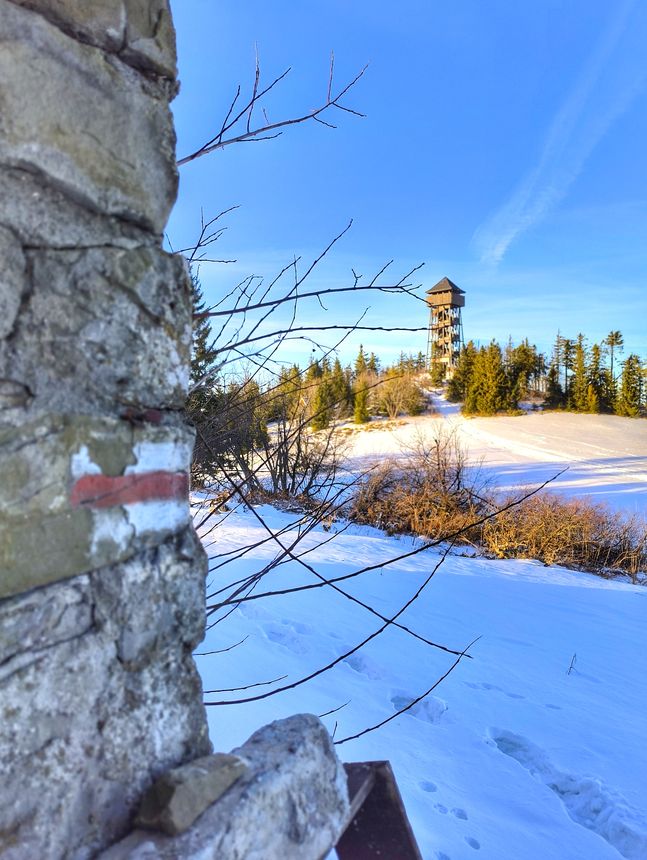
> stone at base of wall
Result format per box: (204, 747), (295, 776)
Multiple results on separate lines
(0, 527), (210, 860)
(98, 714), (350, 860)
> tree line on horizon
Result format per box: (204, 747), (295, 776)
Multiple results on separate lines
(443, 331), (644, 418)
(187, 278), (431, 483)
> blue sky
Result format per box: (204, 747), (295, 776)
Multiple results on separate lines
(168, 0), (647, 367)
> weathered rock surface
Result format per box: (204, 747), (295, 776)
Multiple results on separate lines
(136, 754), (250, 835)
(0, 415), (195, 598)
(0, 1), (211, 857)
(99, 714), (350, 860)
(0, 0), (177, 234)
(1, 245), (192, 420)
(0, 528), (210, 860)
(10, 0), (177, 79)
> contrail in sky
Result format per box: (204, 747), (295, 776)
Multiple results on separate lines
(472, 0), (647, 266)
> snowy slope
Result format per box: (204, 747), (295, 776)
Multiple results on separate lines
(195, 410), (647, 860)
(345, 399), (647, 514)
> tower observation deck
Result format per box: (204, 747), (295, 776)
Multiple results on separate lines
(426, 277), (465, 376)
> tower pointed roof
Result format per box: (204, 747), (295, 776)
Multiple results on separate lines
(426, 277), (465, 296)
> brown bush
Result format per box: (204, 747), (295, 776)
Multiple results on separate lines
(349, 426), (647, 582)
(349, 426), (487, 541)
(481, 492), (647, 581)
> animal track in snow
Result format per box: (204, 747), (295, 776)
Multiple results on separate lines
(262, 621), (308, 654)
(465, 836), (480, 850)
(465, 681), (526, 700)
(491, 729), (647, 859)
(342, 652), (384, 680)
(391, 691), (447, 724)
(420, 780), (438, 793)
(451, 807), (468, 820)
(434, 803), (448, 814)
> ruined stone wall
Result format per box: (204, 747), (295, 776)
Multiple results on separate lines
(0, 2), (212, 856)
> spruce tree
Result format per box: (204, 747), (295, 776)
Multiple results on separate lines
(570, 335), (588, 412)
(367, 352), (380, 375)
(561, 337), (575, 400)
(354, 345), (368, 376)
(604, 330), (624, 387)
(353, 382), (370, 423)
(330, 357), (352, 418)
(482, 341), (513, 414)
(189, 274), (217, 390)
(311, 371), (333, 430)
(543, 363), (564, 408)
(447, 341), (477, 402)
(615, 354), (642, 417)
(586, 343), (612, 413)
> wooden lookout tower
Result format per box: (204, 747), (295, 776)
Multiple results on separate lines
(426, 277), (465, 375)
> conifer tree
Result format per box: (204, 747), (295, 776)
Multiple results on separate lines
(429, 359), (446, 387)
(189, 274), (218, 391)
(311, 371), (333, 430)
(586, 343), (613, 413)
(354, 345), (368, 376)
(615, 354), (642, 417)
(367, 352), (380, 375)
(605, 330), (624, 386)
(570, 335), (588, 411)
(353, 382), (370, 423)
(561, 337), (575, 399)
(330, 357), (352, 418)
(463, 342), (512, 415)
(543, 363), (564, 408)
(447, 341), (477, 402)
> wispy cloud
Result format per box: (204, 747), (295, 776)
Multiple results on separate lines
(473, 0), (647, 266)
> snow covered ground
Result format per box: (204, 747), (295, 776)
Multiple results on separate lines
(195, 408), (647, 860)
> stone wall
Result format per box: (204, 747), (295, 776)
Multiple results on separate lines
(0, 4), (350, 858)
(0, 2), (211, 856)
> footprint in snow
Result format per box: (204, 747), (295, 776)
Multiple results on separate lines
(342, 652), (384, 680)
(436, 853), (451, 860)
(490, 728), (647, 859)
(465, 836), (480, 850)
(434, 803), (448, 814)
(420, 780), (438, 793)
(451, 807), (468, 820)
(284, 619), (312, 635)
(465, 681), (525, 700)
(263, 622), (308, 654)
(391, 691), (447, 724)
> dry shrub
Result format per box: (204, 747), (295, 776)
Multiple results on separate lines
(349, 426), (486, 540)
(481, 492), (647, 581)
(349, 426), (647, 582)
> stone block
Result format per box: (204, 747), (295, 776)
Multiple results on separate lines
(11, 0), (126, 51)
(12, 0), (177, 79)
(136, 754), (249, 835)
(1, 246), (192, 421)
(0, 415), (195, 599)
(0, 532), (210, 860)
(0, 166), (152, 250)
(98, 714), (350, 860)
(0, 0), (177, 234)
(123, 0), (177, 79)
(0, 577), (92, 666)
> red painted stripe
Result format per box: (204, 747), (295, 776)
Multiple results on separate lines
(70, 471), (188, 509)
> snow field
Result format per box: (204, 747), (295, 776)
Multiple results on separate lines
(196, 410), (647, 860)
